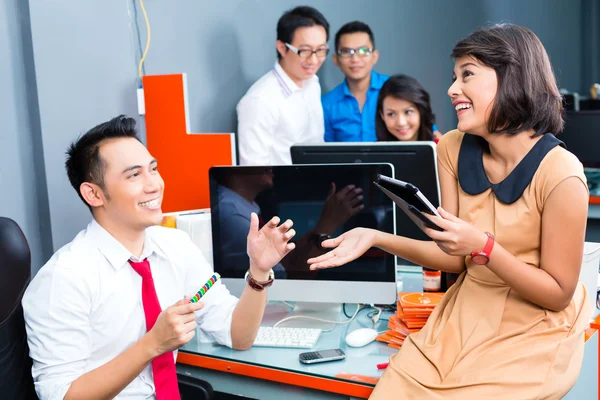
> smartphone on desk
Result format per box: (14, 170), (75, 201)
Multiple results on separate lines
(299, 348), (346, 364)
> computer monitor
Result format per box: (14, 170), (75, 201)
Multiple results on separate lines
(291, 142), (440, 245)
(560, 111), (600, 168)
(209, 163), (397, 325)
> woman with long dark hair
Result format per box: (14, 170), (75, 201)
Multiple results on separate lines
(375, 74), (442, 142)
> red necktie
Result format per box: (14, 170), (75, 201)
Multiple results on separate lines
(129, 259), (181, 400)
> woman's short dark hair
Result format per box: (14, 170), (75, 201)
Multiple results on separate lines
(451, 23), (563, 136)
(376, 74), (435, 142)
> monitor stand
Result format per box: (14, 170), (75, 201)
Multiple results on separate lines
(279, 302), (344, 331)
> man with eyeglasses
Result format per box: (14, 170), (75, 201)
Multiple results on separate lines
(236, 6), (329, 165)
(322, 21), (389, 142)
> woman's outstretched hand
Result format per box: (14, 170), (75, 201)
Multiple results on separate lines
(307, 228), (377, 270)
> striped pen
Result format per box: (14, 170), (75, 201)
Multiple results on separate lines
(189, 273), (221, 303)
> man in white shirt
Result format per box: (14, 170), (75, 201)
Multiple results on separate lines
(22, 115), (296, 400)
(237, 6), (329, 166)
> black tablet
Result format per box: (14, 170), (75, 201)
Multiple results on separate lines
(374, 174), (443, 232)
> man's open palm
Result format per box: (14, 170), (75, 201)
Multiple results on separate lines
(247, 213), (296, 272)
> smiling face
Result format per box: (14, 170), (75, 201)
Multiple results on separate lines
(276, 25), (328, 86)
(448, 56), (498, 136)
(91, 138), (165, 232)
(333, 32), (378, 82)
(380, 96), (421, 141)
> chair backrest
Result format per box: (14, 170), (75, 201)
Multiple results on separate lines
(177, 373), (214, 400)
(0, 217), (38, 399)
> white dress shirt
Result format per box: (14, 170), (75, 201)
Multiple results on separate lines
(236, 61), (325, 166)
(22, 219), (238, 400)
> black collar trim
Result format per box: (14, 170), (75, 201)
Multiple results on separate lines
(457, 133), (564, 204)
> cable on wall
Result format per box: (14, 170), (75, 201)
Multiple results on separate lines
(137, 0), (151, 79)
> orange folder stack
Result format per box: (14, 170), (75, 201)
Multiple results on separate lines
(376, 292), (444, 349)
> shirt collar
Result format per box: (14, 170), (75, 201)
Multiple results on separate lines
(272, 61), (318, 97)
(457, 132), (565, 204)
(342, 70), (385, 97)
(369, 70), (386, 90)
(88, 219), (167, 269)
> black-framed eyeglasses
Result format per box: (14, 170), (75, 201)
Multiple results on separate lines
(337, 47), (374, 59)
(285, 43), (329, 60)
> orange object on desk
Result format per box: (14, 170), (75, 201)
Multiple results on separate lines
(377, 292), (442, 349)
(398, 292), (444, 308)
(589, 196), (600, 205)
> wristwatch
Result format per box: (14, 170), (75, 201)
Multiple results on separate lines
(245, 269), (275, 291)
(311, 233), (332, 249)
(470, 232), (495, 265)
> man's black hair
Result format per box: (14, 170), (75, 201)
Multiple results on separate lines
(334, 21), (375, 53)
(276, 6), (329, 59)
(65, 115), (140, 211)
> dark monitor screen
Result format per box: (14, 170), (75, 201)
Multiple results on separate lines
(560, 111), (600, 168)
(291, 142), (440, 243)
(209, 163), (396, 283)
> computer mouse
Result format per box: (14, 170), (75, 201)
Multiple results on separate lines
(345, 328), (378, 348)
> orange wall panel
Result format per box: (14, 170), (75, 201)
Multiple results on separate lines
(143, 74), (234, 213)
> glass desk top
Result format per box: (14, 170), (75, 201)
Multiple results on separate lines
(179, 270), (423, 386)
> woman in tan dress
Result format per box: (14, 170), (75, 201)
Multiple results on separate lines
(308, 24), (591, 399)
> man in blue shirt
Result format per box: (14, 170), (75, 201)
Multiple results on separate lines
(322, 21), (389, 142)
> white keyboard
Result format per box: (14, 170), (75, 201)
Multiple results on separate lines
(253, 327), (322, 348)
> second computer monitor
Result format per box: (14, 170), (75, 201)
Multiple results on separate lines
(291, 142), (440, 243)
(560, 111), (600, 168)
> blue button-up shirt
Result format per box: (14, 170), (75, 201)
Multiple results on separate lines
(322, 70), (390, 142)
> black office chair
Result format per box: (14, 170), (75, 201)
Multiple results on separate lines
(178, 372), (215, 399)
(0, 217), (38, 399)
